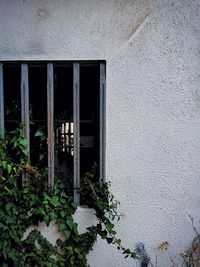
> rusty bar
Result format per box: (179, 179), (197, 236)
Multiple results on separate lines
(100, 63), (106, 181)
(21, 63), (30, 159)
(47, 63), (54, 188)
(0, 64), (4, 139)
(73, 63), (80, 204)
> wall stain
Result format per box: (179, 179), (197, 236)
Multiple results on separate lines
(37, 8), (49, 19)
(124, 10), (151, 42)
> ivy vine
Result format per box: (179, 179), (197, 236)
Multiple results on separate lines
(0, 125), (137, 267)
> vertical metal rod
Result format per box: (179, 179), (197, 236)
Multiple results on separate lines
(0, 64), (4, 139)
(21, 63), (30, 159)
(69, 121), (71, 155)
(100, 63), (106, 181)
(73, 63), (80, 204)
(21, 64), (30, 186)
(47, 63), (54, 188)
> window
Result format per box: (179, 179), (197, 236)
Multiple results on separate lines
(0, 61), (106, 205)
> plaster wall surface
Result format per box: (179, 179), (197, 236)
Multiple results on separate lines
(0, 1), (200, 266)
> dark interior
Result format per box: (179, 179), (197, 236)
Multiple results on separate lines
(3, 62), (100, 199)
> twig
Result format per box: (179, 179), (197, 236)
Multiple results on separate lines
(0, 175), (16, 189)
(166, 248), (178, 267)
(189, 215), (199, 236)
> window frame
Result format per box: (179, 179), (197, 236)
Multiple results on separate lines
(0, 60), (106, 205)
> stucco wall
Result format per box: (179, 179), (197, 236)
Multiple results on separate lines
(1, 0), (200, 266)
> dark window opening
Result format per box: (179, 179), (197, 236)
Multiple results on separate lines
(0, 61), (106, 205)
(54, 65), (74, 195)
(80, 65), (100, 178)
(4, 65), (21, 132)
(29, 65), (48, 168)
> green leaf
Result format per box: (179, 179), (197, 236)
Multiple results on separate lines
(66, 219), (74, 230)
(34, 129), (46, 141)
(65, 246), (73, 251)
(19, 138), (28, 147)
(49, 212), (57, 221)
(13, 141), (18, 149)
(4, 186), (11, 193)
(1, 160), (6, 169)
(116, 239), (121, 245)
(105, 222), (114, 231)
(106, 237), (113, 244)
(123, 249), (131, 254)
(5, 202), (15, 212)
(74, 248), (81, 254)
(71, 202), (77, 209)
(21, 146), (29, 157)
(99, 230), (107, 239)
(60, 210), (65, 218)
(59, 223), (66, 231)
(63, 230), (71, 239)
(7, 164), (12, 174)
(39, 154), (45, 161)
(34, 129), (43, 137)
(49, 196), (59, 207)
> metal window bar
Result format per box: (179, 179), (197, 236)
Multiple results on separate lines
(1, 61), (105, 197)
(73, 63), (80, 204)
(21, 63), (30, 185)
(0, 64), (4, 139)
(47, 63), (54, 188)
(69, 122), (72, 155)
(100, 62), (106, 181)
(21, 64), (30, 155)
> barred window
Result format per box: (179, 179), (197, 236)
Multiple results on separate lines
(0, 61), (106, 205)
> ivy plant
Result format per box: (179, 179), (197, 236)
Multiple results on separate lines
(0, 125), (137, 267)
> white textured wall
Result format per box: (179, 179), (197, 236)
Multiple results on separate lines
(1, 1), (200, 266)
